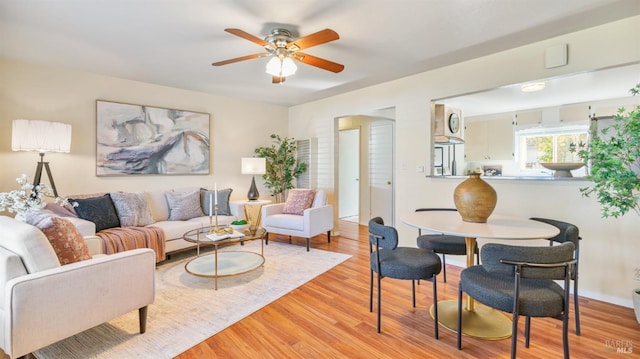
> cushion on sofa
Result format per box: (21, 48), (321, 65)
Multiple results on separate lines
(27, 210), (92, 265)
(70, 194), (121, 232)
(312, 189), (327, 207)
(201, 188), (233, 216)
(0, 215), (61, 273)
(146, 190), (170, 222)
(165, 190), (204, 220)
(282, 189), (316, 215)
(110, 191), (154, 227)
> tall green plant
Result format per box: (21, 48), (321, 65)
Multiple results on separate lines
(570, 84), (640, 218)
(254, 134), (307, 202)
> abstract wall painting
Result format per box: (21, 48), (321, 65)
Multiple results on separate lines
(96, 100), (210, 176)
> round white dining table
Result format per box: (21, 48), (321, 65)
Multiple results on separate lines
(401, 210), (560, 340)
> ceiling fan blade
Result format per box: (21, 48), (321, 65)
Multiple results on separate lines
(224, 28), (268, 47)
(212, 53), (268, 66)
(286, 28), (339, 51)
(295, 53), (344, 73)
(272, 76), (286, 84)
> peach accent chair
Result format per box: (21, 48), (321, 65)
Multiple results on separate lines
(0, 216), (155, 359)
(261, 189), (334, 251)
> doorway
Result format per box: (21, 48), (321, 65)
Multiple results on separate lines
(337, 112), (395, 228)
(339, 128), (360, 222)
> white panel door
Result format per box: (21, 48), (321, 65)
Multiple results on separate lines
(339, 129), (360, 219)
(369, 121), (394, 225)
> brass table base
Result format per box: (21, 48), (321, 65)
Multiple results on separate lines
(430, 300), (512, 340)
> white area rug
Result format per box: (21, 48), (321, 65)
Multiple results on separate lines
(35, 241), (351, 358)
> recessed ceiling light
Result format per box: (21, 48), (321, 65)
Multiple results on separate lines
(521, 82), (546, 92)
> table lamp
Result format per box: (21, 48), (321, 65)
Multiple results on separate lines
(241, 157), (266, 201)
(11, 119), (72, 197)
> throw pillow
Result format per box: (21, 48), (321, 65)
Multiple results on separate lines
(165, 190), (204, 220)
(282, 189), (316, 215)
(27, 211), (92, 265)
(201, 188), (233, 216)
(71, 194), (121, 232)
(109, 191), (154, 227)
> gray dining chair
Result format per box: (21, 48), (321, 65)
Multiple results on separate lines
(457, 242), (576, 359)
(368, 217), (442, 337)
(530, 217), (581, 335)
(415, 208), (479, 282)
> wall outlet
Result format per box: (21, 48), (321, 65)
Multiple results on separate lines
(634, 267), (640, 281)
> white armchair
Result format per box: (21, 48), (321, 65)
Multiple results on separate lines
(261, 189), (334, 251)
(0, 216), (155, 358)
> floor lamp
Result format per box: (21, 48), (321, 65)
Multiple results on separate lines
(11, 119), (72, 197)
(241, 157), (266, 201)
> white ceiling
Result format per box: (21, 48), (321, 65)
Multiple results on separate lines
(1, 0), (639, 107)
(439, 62), (640, 117)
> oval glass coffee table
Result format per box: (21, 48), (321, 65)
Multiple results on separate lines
(183, 227), (266, 290)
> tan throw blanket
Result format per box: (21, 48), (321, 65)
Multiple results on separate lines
(96, 226), (166, 263)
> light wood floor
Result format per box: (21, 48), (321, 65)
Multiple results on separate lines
(176, 220), (640, 358)
(5, 221), (636, 359)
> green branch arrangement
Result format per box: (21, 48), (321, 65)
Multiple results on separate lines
(571, 84), (640, 218)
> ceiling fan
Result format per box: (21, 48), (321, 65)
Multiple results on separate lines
(212, 28), (344, 84)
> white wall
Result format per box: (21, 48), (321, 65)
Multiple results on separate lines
(0, 58), (289, 200)
(288, 16), (640, 307)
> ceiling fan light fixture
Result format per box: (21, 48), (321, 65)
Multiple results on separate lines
(265, 57), (281, 76)
(521, 82), (546, 92)
(265, 56), (297, 77)
(281, 57), (297, 76)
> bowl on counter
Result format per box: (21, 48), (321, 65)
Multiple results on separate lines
(540, 162), (585, 177)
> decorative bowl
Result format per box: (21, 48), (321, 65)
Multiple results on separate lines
(229, 224), (249, 232)
(540, 162), (585, 177)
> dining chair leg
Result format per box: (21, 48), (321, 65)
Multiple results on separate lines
(442, 254), (447, 283)
(265, 232), (269, 245)
(377, 272), (382, 333)
(306, 238), (310, 252)
(510, 311), (519, 359)
(574, 280), (581, 335)
(457, 287), (463, 350)
(563, 314), (570, 359)
(369, 270), (374, 312)
(327, 230), (331, 243)
(563, 285), (571, 359)
(525, 316), (531, 348)
(432, 275), (439, 339)
(412, 280), (416, 307)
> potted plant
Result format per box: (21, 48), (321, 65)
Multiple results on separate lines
(254, 134), (307, 203)
(571, 83), (640, 322)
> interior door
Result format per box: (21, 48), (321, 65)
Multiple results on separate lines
(369, 121), (394, 225)
(338, 129), (360, 219)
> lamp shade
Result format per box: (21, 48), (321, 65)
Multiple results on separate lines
(241, 157), (266, 175)
(265, 56), (297, 77)
(12, 119), (72, 153)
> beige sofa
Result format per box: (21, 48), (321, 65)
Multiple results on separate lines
(0, 216), (155, 358)
(58, 188), (242, 256)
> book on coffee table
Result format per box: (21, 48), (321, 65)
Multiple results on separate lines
(206, 230), (245, 242)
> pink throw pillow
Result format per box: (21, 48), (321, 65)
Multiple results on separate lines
(27, 211), (92, 265)
(282, 189), (316, 215)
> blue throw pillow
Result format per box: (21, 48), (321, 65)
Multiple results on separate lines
(71, 194), (121, 232)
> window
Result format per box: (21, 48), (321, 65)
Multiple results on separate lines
(516, 125), (588, 170)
